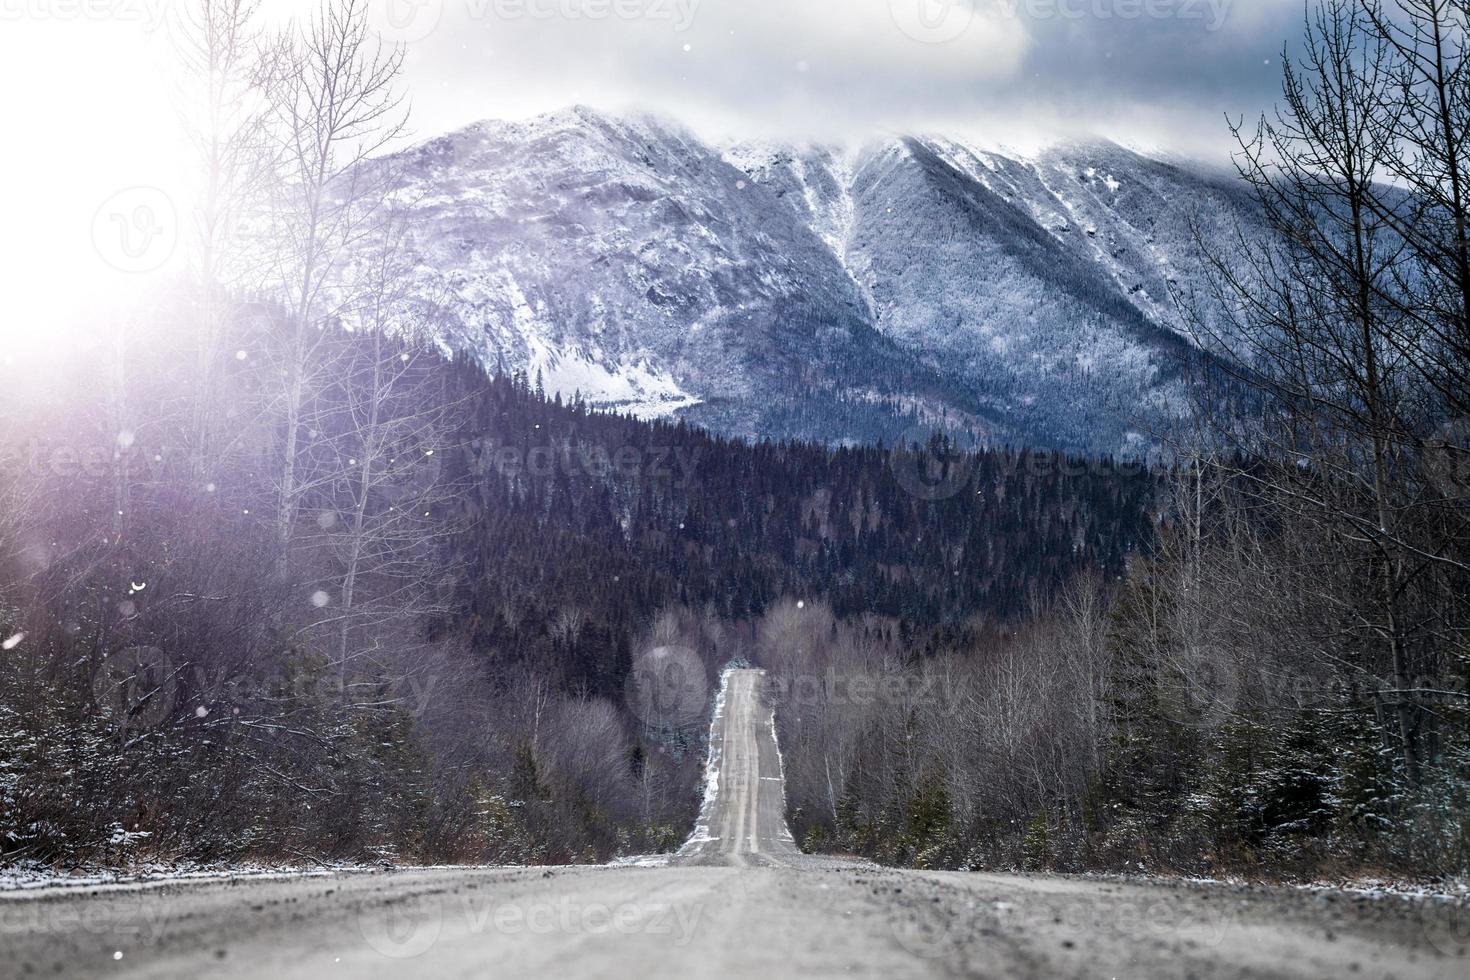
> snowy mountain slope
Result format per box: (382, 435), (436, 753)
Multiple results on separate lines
(728, 134), (1257, 452)
(358, 107), (1258, 453)
(360, 107), (996, 446)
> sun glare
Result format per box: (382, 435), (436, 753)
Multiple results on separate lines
(0, 18), (187, 358)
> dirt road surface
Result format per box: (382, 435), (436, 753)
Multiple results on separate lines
(3, 669), (1465, 978)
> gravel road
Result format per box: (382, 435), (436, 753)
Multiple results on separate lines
(2, 669), (1464, 978)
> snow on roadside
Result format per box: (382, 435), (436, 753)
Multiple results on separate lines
(766, 685), (797, 844)
(0, 862), (521, 898)
(1047, 868), (1470, 905)
(605, 854), (672, 869)
(675, 666), (734, 856)
(0, 862), (352, 898)
(1292, 877), (1470, 903)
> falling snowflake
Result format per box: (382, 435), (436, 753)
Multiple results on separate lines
(1, 632), (24, 651)
(235, 350), (248, 360)
(310, 590), (331, 608)
(195, 706), (209, 718)
(117, 430), (135, 449)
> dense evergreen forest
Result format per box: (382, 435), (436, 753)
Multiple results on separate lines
(444, 362), (1157, 704)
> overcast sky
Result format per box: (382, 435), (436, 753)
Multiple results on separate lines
(369, 0), (1304, 152)
(0, 0), (1307, 339)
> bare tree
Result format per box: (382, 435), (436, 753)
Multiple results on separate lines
(297, 221), (468, 678)
(261, 0), (408, 559)
(1366, 0), (1470, 415)
(170, 0), (277, 480)
(1191, 0), (1439, 781)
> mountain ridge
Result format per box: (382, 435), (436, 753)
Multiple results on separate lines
(355, 106), (1255, 454)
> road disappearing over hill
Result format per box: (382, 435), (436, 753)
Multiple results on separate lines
(673, 668), (800, 868)
(2, 669), (1463, 978)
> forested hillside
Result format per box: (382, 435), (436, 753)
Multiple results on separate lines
(0, 301), (1156, 867)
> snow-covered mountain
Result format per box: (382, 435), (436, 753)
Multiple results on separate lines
(362, 106), (1256, 454)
